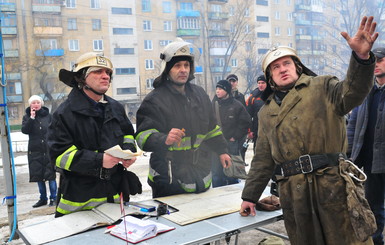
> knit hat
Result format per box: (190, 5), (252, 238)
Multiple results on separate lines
(28, 95), (44, 106)
(226, 74), (238, 81)
(165, 55), (192, 75)
(216, 80), (232, 95)
(257, 75), (266, 82)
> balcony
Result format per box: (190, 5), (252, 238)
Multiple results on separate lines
(208, 12), (229, 20)
(295, 4), (323, 13)
(34, 26), (63, 36)
(208, 29), (229, 37)
(32, 3), (62, 13)
(295, 34), (322, 40)
(210, 66), (231, 73)
(297, 50), (325, 56)
(36, 49), (64, 57)
(0, 2), (16, 12)
(177, 10), (200, 17)
(208, 0), (228, 3)
(209, 48), (232, 56)
(4, 49), (19, 58)
(7, 95), (23, 103)
(1, 27), (17, 35)
(177, 29), (200, 36)
(7, 73), (21, 80)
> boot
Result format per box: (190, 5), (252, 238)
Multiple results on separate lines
(49, 199), (56, 207)
(32, 199), (47, 208)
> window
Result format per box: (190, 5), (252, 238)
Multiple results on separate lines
(256, 16), (269, 22)
(275, 27), (280, 36)
(114, 48), (135, 55)
(245, 41), (251, 51)
(144, 40), (153, 50)
(90, 0), (100, 9)
(287, 12), (293, 21)
(257, 32), (269, 38)
(287, 0), (291, 5)
(229, 6), (234, 16)
(231, 58), (238, 67)
(180, 2), (193, 10)
(93, 40), (103, 51)
(211, 4), (221, 12)
(40, 39), (57, 50)
(111, 7), (132, 15)
(214, 58), (225, 67)
(162, 1), (171, 13)
(287, 27), (292, 36)
(256, 0), (268, 6)
(274, 0), (280, 3)
(275, 11), (280, 20)
(117, 88), (137, 95)
(214, 76), (222, 84)
(178, 18), (200, 29)
(7, 81), (22, 95)
(159, 40), (172, 46)
(3, 40), (12, 50)
(69, 40), (79, 51)
(244, 7), (250, 17)
(143, 20), (152, 31)
(8, 106), (19, 120)
(142, 0), (151, 12)
(146, 78), (154, 89)
(145, 59), (154, 70)
(258, 48), (269, 54)
(113, 28), (133, 35)
(164, 21), (172, 31)
(245, 24), (250, 34)
(67, 18), (77, 30)
(92, 19), (101, 31)
(116, 68), (136, 75)
(246, 59), (252, 67)
(66, 0), (76, 8)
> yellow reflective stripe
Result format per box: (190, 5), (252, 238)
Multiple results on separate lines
(179, 172), (212, 192)
(56, 193), (120, 215)
(148, 166), (160, 182)
(135, 129), (159, 149)
(123, 135), (135, 144)
(168, 137), (192, 151)
(205, 125), (223, 140)
(56, 145), (77, 170)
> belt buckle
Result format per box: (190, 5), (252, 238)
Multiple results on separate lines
(299, 154), (313, 174)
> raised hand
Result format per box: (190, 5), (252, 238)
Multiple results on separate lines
(340, 16), (379, 60)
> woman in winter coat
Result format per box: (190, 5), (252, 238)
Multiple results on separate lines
(22, 95), (57, 208)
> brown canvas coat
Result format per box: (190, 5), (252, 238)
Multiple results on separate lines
(242, 54), (375, 245)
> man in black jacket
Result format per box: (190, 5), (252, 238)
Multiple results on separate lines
(212, 80), (251, 187)
(135, 38), (231, 198)
(48, 52), (139, 217)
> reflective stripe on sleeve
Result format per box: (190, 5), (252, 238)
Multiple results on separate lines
(56, 145), (78, 170)
(56, 193), (120, 215)
(135, 129), (159, 149)
(123, 135), (135, 144)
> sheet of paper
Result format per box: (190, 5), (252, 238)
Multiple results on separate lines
(156, 184), (268, 226)
(104, 145), (143, 159)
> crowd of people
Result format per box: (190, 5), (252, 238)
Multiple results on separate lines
(21, 15), (384, 245)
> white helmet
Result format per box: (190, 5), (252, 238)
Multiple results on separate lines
(262, 46), (316, 82)
(72, 52), (113, 72)
(59, 52), (113, 87)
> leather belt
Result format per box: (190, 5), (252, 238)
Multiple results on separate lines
(280, 153), (345, 177)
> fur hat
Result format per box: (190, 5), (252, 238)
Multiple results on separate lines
(216, 80), (232, 95)
(28, 95), (44, 106)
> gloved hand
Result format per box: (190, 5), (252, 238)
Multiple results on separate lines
(120, 170), (142, 202)
(255, 195), (281, 211)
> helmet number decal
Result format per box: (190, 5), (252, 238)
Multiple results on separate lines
(96, 56), (108, 66)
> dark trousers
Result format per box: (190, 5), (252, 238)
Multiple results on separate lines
(364, 171), (385, 245)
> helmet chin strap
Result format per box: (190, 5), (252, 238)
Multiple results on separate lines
(375, 73), (385, 78)
(84, 85), (104, 96)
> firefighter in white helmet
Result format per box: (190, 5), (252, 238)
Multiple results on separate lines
(240, 16), (379, 244)
(48, 52), (141, 217)
(135, 38), (231, 198)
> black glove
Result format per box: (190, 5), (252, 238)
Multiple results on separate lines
(120, 170), (142, 202)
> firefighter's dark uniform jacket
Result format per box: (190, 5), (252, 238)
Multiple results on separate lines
(135, 81), (228, 197)
(242, 53), (376, 245)
(48, 88), (136, 215)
